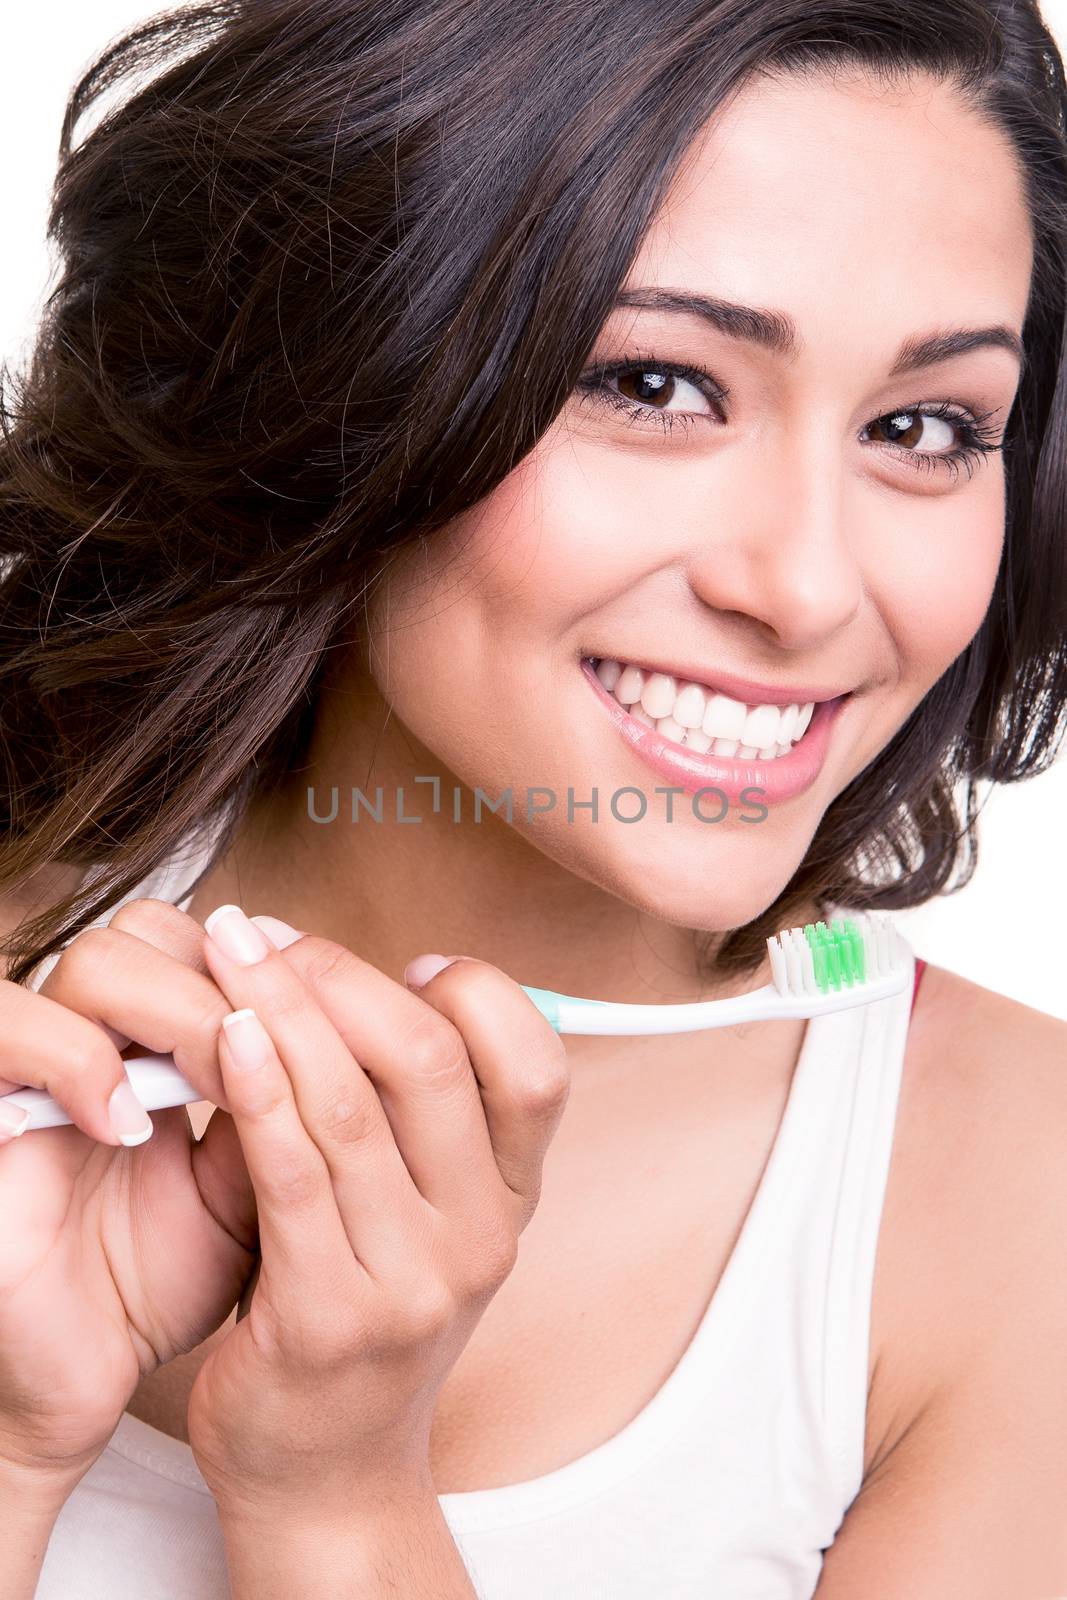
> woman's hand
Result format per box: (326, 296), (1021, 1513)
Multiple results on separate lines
(184, 906), (570, 1519)
(0, 900), (259, 1496)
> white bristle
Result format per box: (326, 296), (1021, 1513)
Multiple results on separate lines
(780, 926), (816, 996)
(777, 932), (795, 994)
(766, 910), (907, 999)
(878, 914), (893, 975)
(766, 934), (787, 994)
(859, 913), (876, 978)
(876, 915), (890, 976)
(857, 913), (877, 978)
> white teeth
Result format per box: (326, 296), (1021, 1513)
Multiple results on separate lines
(616, 664), (645, 705)
(593, 658), (819, 762)
(673, 681), (707, 729)
(741, 703), (782, 749)
(641, 672), (676, 720)
(703, 693), (748, 742)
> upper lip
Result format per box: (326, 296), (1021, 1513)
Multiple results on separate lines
(585, 655), (853, 709)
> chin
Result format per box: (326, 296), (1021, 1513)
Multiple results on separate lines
(517, 804), (810, 935)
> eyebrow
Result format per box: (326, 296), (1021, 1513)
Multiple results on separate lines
(613, 287), (1027, 379)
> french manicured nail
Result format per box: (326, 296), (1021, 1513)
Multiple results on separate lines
(404, 953), (459, 989)
(205, 904), (272, 965)
(0, 1101), (31, 1139)
(222, 1008), (272, 1072)
(109, 1078), (153, 1147)
(250, 915), (304, 951)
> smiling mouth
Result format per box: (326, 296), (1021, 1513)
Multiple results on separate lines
(587, 657), (830, 760)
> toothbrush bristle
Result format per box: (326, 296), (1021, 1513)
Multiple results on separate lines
(766, 912), (904, 997)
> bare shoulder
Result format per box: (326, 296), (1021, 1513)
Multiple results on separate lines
(865, 959), (1067, 1478)
(817, 963), (1067, 1596)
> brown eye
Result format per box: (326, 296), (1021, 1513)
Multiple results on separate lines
(611, 368), (714, 415)
(865, 409), (958, 453)
(574, 358), (728, 436)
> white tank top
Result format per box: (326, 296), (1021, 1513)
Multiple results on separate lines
(28, 827), (916, 1600)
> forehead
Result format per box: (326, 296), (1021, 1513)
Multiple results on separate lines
(628, 68), (1033, 345)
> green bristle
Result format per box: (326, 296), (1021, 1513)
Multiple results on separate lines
(829, 919), (855, 987)
(801, 917), (867, 993)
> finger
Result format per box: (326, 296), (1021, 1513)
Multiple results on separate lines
(106, 897), (220, 1111)
(0, 977), (144, 1147)
(0, 898), (231, 1144)
(202, 908), (432, 1279)
(215, 1007), (363, 1311)
(190, 1105), (260, 1258)
(86, 895), (209, 1053)
(106, 896), (211, 973)
(406, 957), (571, 1227)
(38, 915), (237, 1108)
(249, 926), (566, 1231)
(249, 927), (505, 1221)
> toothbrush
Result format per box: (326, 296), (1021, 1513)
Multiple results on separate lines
(3, 912), (908, 1131)
(525, 910), (909, 1033)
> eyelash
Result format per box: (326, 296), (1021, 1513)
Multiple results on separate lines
(575, 354), (1005, 482)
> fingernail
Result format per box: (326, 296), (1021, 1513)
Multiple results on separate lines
(205, 904), (273, 966)
(0, 1100), (31, 1139)
(250, 915), (304, 951)
(222, 1008), (272, 1072)
(404, 953), (459, 989)
(109, 1078), (153, 1147)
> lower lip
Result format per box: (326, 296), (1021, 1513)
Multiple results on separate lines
(580, 659), (850, 805)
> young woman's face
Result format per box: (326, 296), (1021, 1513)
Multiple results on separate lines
(365, 67), (1033, 933)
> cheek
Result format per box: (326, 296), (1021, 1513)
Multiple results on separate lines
(369, 438), (660, 677)
(473, 435), (669, 622)
(875, 488), (1005, 679)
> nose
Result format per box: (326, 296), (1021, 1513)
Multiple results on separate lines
(685, 430), (864, 651)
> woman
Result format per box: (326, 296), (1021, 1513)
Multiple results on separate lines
(1, 0), (1065, 1594)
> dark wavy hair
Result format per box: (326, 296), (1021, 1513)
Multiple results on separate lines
(1, 0), (1065, 989)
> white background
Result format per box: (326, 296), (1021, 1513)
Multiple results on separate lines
(2, 3), (1065, 1019)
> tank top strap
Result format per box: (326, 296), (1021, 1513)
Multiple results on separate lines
(820, 934), (916, 1507)
(742, 926), (917, 1519)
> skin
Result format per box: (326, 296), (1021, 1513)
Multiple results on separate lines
(176, 62), (1041, 1506)
(19, 59), (1054, 1595)
(188, 63), (1031, 1057)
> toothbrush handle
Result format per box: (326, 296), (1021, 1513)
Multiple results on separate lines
(5, 992), (566, 1127)
(6, 998), (564, 1129)
(5, 965), (909, 1127)
(3, 1053), (202, 1132)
